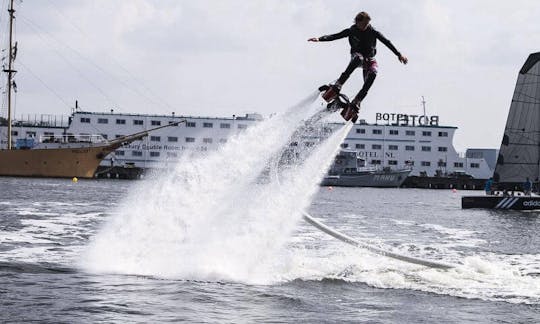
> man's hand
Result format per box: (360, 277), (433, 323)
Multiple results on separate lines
(307, 37), (319, 42)
(399, 55), (408, 64)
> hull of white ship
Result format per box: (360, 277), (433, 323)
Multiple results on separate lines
(321, 169), (411, 188)
(0, 146), (113, 178)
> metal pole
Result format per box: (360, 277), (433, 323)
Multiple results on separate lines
(4, 0), (16, 149)
(421, 96), (427, 121)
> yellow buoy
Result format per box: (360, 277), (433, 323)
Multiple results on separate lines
(72, 177), (78, 183)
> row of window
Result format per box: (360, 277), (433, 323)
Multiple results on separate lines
(342, 143), (448, 152)
(367, 160), (478, 168)
(114, 148), (481, 169)
(103, 133), (227, 144)
(186, 137), (227, 144)
(88, 118), (164, 126)
(356, 128), (448, 137)
(185, 137), (226, 144)
(80, 117), (247, 129)
(10, 128), (451, 151)
(116, 150), (204, 158)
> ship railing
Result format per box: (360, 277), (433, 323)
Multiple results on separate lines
(39, 134), (107, 144)
(357, 165), (413, 173)
(12, 114), (69, 128)
(357, 166), (379, 172)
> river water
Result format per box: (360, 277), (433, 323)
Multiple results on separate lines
(1, 177), (539, 323)
(2, 98), (540, 322)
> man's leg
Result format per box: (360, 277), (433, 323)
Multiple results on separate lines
(335, 54), (363, 88)
(323, 54), (363, 103)
(352, 58), (378, 104)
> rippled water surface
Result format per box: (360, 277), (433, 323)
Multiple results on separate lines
(1, 177), (539, 323)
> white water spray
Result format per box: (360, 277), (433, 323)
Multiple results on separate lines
(81, 94), (351, 283)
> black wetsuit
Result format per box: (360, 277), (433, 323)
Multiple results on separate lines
(319, 24), (401, 57)
(318, 25), (402, 103)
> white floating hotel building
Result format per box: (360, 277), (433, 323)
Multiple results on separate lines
(0, 110), (495, 179)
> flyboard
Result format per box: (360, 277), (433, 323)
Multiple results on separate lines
(291, 83), (358, 126)
(319, 84), (359, 123)
(276, 89), (456, 270)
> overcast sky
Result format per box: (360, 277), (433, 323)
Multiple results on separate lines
(1, 0), (540, 151)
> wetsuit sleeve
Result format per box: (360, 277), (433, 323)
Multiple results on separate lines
(318, 29), (350, 41)
(374, 30), (401, 57)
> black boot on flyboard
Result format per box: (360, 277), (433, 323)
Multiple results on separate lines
(318, 84), (359, 123)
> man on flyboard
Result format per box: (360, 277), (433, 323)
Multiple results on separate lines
(308, 11), (408, 122)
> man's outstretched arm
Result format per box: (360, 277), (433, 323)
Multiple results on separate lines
(308, 29), (350, 42)
(375, 30), (408, 64)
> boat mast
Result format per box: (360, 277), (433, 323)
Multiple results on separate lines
(3, 0), (16, 150)
(421, 96), (427, 121)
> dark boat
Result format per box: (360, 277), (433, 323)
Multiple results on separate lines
(321, 149), (411, 187)
(462, 52), (540, 209)
(462, 193), (540, 210)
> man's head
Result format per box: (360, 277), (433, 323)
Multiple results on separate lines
(355, 11), (371, 31)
